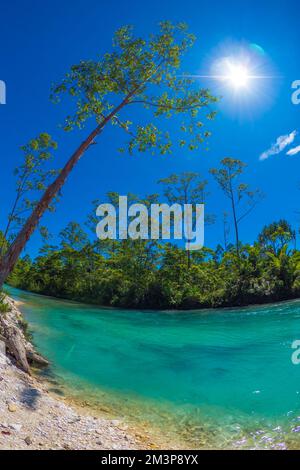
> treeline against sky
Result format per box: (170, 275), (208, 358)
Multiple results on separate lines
(7, 217), (300, 310)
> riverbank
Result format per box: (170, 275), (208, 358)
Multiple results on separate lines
(0, 297), (142, 450)
(7, 281), (300, 312)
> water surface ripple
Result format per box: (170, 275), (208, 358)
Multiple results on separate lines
(7, 286), (300, 449)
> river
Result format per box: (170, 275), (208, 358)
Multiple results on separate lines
(6, 285), (300, 449)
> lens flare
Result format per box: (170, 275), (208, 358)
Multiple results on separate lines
(183, 40), (280, 118)
(222, 61), (251, 89)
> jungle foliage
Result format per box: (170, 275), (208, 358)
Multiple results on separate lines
(8, 214), (300, 310)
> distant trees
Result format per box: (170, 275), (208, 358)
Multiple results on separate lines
(0, 133), (58, 260)
(8, 170), (300, 310)
(5, 147), (300, 310)
(210, 158), (263, 257)
(9, 216), (300, 309)
(59, 222), (89, 250)
(258, 220), (296, 255)
(7, 158), (300, 310)
(158, 172), (211, 268)
(0, 21), (217, 288)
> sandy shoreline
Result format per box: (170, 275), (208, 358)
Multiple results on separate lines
(0, 297), (145, 450)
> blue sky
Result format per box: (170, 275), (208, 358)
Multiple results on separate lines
(1, 0), (300, 256)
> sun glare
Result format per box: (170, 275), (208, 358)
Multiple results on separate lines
(186, 41), (279, 118)
(223, 62), (251, 89)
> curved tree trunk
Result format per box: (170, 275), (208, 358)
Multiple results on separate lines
(0, 91), (134, 289)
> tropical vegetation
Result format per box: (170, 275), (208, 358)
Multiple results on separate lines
(7, 179), (300, 309)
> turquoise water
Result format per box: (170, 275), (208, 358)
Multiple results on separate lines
(6, 285), (300, 449)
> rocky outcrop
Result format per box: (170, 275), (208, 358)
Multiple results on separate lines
(0, 297), (49, 374)
(0, 346), (140, 450)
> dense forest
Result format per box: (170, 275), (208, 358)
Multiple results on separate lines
(6, 218), (300, 310)
(5, 168), (300, 310)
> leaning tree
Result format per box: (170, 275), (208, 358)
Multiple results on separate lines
(0, 21), (218, 288)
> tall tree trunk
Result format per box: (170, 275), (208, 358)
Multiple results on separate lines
(184, 190), (191, 269)
(186, 241), (191, 269)
(0, 95), (132, 289)
(230, 184), (239, 257)
(232, 205), (239, 256)
(223, 212), (228, 251)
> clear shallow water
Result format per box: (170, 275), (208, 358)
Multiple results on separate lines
(6, 285), (300, 449)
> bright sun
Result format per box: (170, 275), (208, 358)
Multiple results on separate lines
(188, 44), (276, 110)
(223, 62), (251, 89)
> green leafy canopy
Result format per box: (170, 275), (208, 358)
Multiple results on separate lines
(52, 21), (218, 155)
